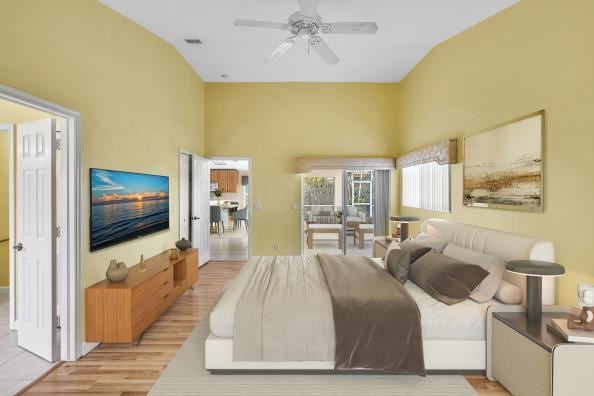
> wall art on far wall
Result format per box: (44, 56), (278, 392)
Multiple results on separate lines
(463, 111), (544, 212)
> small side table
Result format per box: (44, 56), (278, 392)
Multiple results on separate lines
(389, 216), (420, 241)
(487, 305), (594, 395)
(372, 236), (392, 258)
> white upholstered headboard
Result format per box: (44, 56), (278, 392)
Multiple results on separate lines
(421, 218), (556, 305)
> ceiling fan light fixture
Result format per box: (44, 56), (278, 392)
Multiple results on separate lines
(233, 0), (378, 65)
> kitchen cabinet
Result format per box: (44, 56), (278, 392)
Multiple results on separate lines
(210, 169), (239, 193)
(226, 170), (238, 192)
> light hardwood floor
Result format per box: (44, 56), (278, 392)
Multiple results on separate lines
(23, 261), (509, 395)
(209, 228), (248, 261)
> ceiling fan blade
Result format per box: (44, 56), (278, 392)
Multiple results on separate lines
(234, 19), (289, 30)
(299, 0), (319, 17)
(309, 36), (339, 65)
(264, 36), (298, 62)
(320, 22), (378, 34)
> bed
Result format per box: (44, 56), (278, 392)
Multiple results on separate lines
(205, 218), (555, 372)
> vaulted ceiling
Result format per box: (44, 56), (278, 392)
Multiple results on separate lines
(100, 0), (518, 82)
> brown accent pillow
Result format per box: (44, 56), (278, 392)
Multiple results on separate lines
(386, 249), (412, 284)
(409, 251), (489, 305)
(399, 240), (432, 263)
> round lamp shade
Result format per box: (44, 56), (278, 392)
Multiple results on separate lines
(506, 260), (565, 277)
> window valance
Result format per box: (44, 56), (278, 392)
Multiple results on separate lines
(395, 139), (458, 169)
(295, 157), (396, 174)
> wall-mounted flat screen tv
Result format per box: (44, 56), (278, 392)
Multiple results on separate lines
(90, 168), (169, 251)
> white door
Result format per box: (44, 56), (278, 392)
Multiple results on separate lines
(179, 152), (191, 240)
(15, 118), (58, 362)
(192, 156), (210, 265)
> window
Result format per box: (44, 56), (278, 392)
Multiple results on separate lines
(303, 176), (336, 212)
(347, 170), (373, 216)
(402, 162), (450, 212)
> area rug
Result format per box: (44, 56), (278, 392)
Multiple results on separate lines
(150, 315), (477, 396)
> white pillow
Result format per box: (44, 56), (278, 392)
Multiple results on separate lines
(443, 244), (505, 303)
(413, 233), (448, 253)
(494, 280), (522, 304)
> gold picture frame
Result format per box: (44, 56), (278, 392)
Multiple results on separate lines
(463, 111), (544, 212)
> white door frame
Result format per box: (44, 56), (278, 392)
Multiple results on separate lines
(178, 150), (192, 240)
(0, 84), (82, 362)
(0, 124), (14, 304)
(207, 156), (253, 259)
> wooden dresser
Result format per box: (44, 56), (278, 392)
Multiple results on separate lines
(85, 249), (199, 343)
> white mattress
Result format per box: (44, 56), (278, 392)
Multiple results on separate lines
(210, 257), (499, 341)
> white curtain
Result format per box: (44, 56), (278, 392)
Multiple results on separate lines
(402, 162), (450, 212)
(373, 170), (391, 236)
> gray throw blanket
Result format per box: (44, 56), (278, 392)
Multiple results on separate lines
(318, 254), (425, 375)
(233, 255), (425, 375)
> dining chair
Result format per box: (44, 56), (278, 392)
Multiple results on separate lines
(210, 205), (225, 236)
(233, 207), (248, 230)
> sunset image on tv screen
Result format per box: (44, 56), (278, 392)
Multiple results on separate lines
(90, 168), (169, 251)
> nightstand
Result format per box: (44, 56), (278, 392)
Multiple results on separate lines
(487, 306), (594, 395)
(372, 236), (392, 258)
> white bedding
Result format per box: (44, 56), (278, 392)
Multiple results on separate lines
(372, 257), (499, 340)
(210, 256), (499, 341)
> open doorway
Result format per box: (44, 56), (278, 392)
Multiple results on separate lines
(179, 151), (210, 266)
(208, 158), (250, 261)
(0, 85), (82, 393)
(301, 169), (390, 257)
(0, 100), (64, 390)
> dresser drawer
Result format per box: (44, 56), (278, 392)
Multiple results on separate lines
(493, 318), (551, 396)
(132, 268), (173, 309)
(131, 268), (173, 329)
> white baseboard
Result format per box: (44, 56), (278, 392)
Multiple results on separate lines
(82, 342), (99, 356)
(0, 287), (8, 294)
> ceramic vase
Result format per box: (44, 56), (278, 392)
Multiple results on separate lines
(175, 238), (192, 251)
(106, 259), (128, 282)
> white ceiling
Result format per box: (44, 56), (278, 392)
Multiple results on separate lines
(100, 0), (518, 82)
(209, 160), (249, 171)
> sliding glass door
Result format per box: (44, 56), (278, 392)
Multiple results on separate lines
(302, 169), (389, 257)
(302, 171), (342, 255)
(342, 170), (375, 256)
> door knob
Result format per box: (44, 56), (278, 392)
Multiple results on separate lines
(12, 243), (23, 251)
(192, 216), (200, 220)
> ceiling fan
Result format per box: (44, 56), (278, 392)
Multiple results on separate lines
(234, 0), (378, 65)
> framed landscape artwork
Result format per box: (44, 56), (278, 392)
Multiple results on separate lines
(463, 111), (544, 211)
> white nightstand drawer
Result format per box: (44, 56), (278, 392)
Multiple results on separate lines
(493, 318), (551, 396)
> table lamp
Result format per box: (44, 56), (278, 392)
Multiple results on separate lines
(506, 260), (565, 321)
(389, 216), (421, 241)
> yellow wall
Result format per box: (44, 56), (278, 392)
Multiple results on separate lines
(205, 83), (398, 255)
(0, 133), (9, 287)
(0, 1), (205, 294)
(395, 0), (594, 304)
(0, 100), (52, 123)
